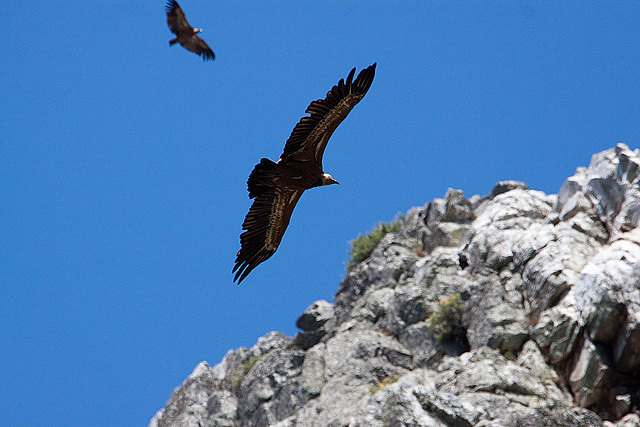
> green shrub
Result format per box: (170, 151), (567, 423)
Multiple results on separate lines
(232, 354), (263, 390)
(346, 217), (404, 272)
(428, 294), (463, 343)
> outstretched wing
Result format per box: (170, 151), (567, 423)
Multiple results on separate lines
(181, 35), (215, 61)
(233, 188), (304, 283)
(166, 0), (192, 35)
(279, 63), (376, 166)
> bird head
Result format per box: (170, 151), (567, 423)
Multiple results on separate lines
(195, 28), (203, 33)
(321, 173), (340, 186)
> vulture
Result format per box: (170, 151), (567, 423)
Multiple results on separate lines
(166, 0), (215, 61)
(233, 63), (377, 283)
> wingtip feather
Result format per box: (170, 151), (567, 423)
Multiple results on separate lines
(346, 67), (356, 87)
(165, 0), (179, 12)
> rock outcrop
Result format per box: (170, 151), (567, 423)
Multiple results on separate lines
(151, 144), (640, 427)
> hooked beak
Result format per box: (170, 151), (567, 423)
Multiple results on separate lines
(322, 173), (339, 186)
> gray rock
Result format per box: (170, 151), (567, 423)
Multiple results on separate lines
(415, 347), (586, 426)
(300, 343), (326, 402)
(574, 238), (640, 374)
(465, 189), (555, 275)
(489, 180), (530, 198)
(430, 221), (473, 252)
(610, 414), (640, 427)
(398, 321), (442, 367)
(149, 361), (237, 427)
(557, 143), (640, 233)
(531, 292), (582, 363)
(417, 189), (476, 254)
(296, 300), (334, 332)
(569, 338), (614, 409)
(612, 394), (633, 420)
(334, 233), (420, 325)
(152, 146), (640, 426)
(294, 300), (335, 350)
(521, 222), (599, 316)
(348, 347), (598, 427)
(293, 329), (325, 351)
(250, 331), (294, 356)
(464, 272), (529, 353)
(237, 346), (305, 426)
(442, 188), (475, 223)
(499, 408), (604, 427)
(517, 340), (561, 384)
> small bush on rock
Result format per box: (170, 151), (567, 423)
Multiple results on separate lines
(346, 217), (404, 272)
(232, 355), (263, 390)
(428, 294), (464, 343)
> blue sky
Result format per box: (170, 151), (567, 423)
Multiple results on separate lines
(1, 1), (639, 425)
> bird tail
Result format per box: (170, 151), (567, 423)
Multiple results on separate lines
(247, 158), (277, 198)
(169, 38), (179, 46)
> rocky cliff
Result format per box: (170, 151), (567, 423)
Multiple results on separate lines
(150, 144), (640, 427)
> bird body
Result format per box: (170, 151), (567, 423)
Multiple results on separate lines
(249, 159), (330, 194)
(233, 64), (377, 283)
(166, 0), (215, 61)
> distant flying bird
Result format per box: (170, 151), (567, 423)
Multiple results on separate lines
(166, 0), (215, 61)
(233, 63), (377, 283)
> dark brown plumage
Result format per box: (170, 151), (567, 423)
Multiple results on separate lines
(166, 0), (215, 61)
(233, 63), (377, 283)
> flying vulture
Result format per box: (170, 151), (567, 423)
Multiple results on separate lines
(166, 0), (215, 61)
(233, 63), (377, 283)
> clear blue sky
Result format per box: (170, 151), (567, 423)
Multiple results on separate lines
(1, 1), (638, 425)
